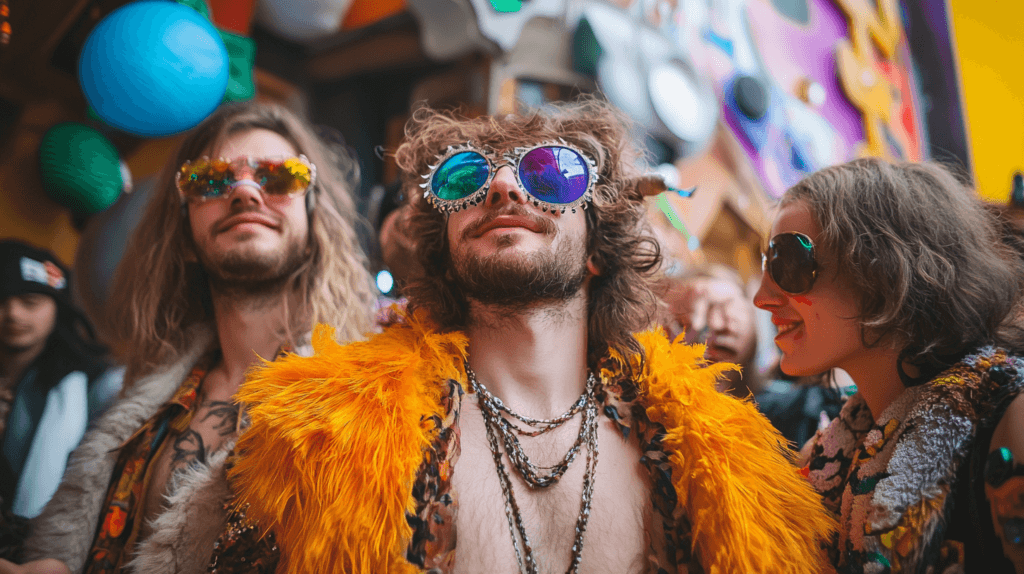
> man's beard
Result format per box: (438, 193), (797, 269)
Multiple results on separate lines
(196, 236), (307, 298)
(450, 232), (588, 310)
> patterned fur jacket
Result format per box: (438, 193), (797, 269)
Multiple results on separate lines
(21, 325), (310, 574)
(803, 347), (1024, 573)
(228, 310), (836, 574)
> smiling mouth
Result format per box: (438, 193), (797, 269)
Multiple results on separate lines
(466, 209), (553, 240)
(776, 321), (802, 337)
(220, 216), (277, 233)
(227, 220), (269, 230)
(480, 224), (531, 235)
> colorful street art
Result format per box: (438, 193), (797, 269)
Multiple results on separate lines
(577, 0), (926, 200)
(400, 0), (939, 275)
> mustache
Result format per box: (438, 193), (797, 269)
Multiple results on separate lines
(461, 206), (556, 240)
(215, 206), (281, 234)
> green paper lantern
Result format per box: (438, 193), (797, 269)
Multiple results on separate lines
(39, 123), (124, 214)
(176, 0), (211, 20)
(219, 29), (257, 103)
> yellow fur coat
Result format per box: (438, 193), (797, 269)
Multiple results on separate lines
(230, 311), (834, 573)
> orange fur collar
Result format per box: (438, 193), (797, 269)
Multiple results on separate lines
(231, 311), (833, 573)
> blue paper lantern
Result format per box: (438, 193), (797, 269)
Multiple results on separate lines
(79, 1), (229, 137)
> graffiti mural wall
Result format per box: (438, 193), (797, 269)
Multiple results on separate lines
(402, 0), (950, 275)
(278, 0), (963, 280)
(582, 0), (923, 194)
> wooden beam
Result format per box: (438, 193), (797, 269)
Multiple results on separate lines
(307, 29), (426, 81)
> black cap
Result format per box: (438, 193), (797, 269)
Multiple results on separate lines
(0, 239), (71, 304)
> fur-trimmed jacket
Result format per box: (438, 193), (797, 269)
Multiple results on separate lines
(228, 311), (836, 574)
(22, 326), (236, 574)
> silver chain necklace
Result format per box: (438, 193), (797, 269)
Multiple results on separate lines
(466, 364), (600, 574)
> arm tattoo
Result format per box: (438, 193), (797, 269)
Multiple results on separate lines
(200, 400), (241, 436)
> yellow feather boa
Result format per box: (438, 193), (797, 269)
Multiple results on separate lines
(230, 310), (834, 573)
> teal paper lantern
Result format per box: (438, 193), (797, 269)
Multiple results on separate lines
(39, 123), (124, 214)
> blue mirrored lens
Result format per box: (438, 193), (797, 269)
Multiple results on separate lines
(518, 146), (589, 204)
(432, 151), (489, 200)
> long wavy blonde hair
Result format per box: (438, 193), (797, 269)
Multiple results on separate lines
(106, 101), (376, 386)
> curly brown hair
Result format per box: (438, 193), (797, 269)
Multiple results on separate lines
(783, 158), (1024, 383)
(394, 98), (662, 372)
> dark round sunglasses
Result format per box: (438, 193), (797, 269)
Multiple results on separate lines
(985, 446), (1024, 546)
(419, 142), (598, 214)
(986, 447), (1024, 488)
(762, 232), (818, 295)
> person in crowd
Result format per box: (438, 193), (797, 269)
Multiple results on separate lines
(757, 366), (851, 450)
(223, 98), (833, 574)
(755, 157), (1024, 573)
(5, 100), (376, 574)
(660, 264), (843, 446)
(0, 240), (122, 522)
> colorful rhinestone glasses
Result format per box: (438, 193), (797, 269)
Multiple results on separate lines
(176, 155), (316, 201)
(420, 142), (598, 214)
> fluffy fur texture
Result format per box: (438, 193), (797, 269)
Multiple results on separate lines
(231, 310), (467, 574)
(805, 347), (1024, 572)
(123, 447), (233, 574)
(632, 331), (835, 573)
(23, 325), (217, 573)
(232, 312), (834, 574)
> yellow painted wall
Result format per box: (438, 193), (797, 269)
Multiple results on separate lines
(951, 1), (1024, 202)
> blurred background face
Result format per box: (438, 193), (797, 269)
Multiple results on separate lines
(663, 276), (757, 367)
(0, 293), (57, 354)
(187, 128), (310, 288)
(753, 200), (864, 377)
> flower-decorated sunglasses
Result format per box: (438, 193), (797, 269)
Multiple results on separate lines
(762, 232), (818, 295)
(420, 142), (598, 214)
(176, 155), (316, 201)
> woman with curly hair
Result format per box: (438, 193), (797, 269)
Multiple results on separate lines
(755, 158), (1024, 573)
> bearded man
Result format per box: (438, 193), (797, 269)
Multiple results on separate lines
(227, 99), (834, 573)
(4, 101), (376, 574)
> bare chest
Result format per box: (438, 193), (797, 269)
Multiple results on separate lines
(451, 400), (651, 574)
(140, 388), (240, 538)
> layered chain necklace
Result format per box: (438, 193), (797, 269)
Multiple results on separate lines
(465, 363), (600, 574)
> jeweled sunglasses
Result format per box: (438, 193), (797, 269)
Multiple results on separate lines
(762, 231), (818, 295)
(420, 141), (598, 214)
(176, 155), (316, 201)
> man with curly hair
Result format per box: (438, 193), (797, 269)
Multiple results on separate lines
(228, 99), (834, 573)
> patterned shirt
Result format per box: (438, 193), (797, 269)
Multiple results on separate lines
(802, 347), (1024, 573)
(208, 375), (703, 573)
(83, 355), (214, 573)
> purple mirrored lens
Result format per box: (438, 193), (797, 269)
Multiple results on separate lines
(518, 146), (590, 204)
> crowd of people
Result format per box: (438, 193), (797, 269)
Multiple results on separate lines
(0, 97), (1021, 574)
